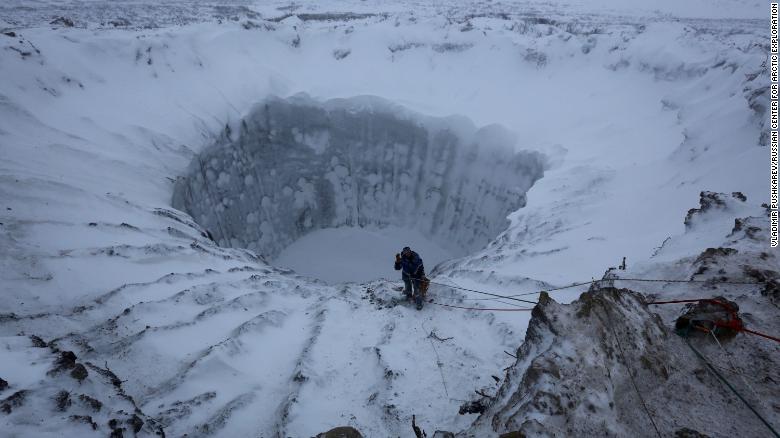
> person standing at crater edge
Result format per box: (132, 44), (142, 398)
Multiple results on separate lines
(394, 246), (426, 310)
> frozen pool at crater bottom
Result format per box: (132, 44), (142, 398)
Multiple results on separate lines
(272, 226), (454, 284)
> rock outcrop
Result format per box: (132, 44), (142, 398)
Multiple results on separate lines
(316, 426), (364, 438)
(454, 285), (777, 437)
(684, 191), (747, 229)
(0, 336), (163, 436)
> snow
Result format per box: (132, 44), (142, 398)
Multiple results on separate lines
(0, 337), (50, 389)
(274, 225), (454, 283)
(0, 1), (771, 437)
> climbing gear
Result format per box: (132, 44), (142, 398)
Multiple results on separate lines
(648, 298), (780, 344)
(672, 297), (743, 339)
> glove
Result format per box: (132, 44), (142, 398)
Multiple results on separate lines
(395, 253), (401, 261)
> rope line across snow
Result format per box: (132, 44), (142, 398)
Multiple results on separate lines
(598, 301), (663, 438)
(427, 280), (538, 305)
(429, 277), (763, 304)
(421, 320), (450, 398)
(706, 330), (764, 414)
(618, 277), (763, 285)
(679, 324), (780, 438)
(381, 275), (767, 315)
(428, 301), (533, 312)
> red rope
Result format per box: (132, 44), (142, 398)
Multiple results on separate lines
(429, 301), (533, 312)
(725, 325), (780, 344)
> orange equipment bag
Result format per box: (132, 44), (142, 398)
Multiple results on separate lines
(420, 277), (430, 297)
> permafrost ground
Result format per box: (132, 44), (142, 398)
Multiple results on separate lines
(0, 1), (776, 437)
(172, 95), (545, 260)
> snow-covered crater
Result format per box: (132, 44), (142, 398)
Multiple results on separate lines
(173, 95), (546, 262)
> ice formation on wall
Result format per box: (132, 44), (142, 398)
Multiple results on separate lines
(173, 95), (546, 258)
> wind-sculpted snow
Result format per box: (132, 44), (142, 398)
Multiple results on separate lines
(27, 264), (524, 437)
(173, 95), (546, 258)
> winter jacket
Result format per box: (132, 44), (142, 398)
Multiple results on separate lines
(394, 251), (425, 279)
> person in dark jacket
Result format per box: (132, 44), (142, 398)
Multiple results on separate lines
(394, 246), (425, 310)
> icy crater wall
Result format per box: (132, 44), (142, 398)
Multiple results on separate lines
(173, 95), (545, 259)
